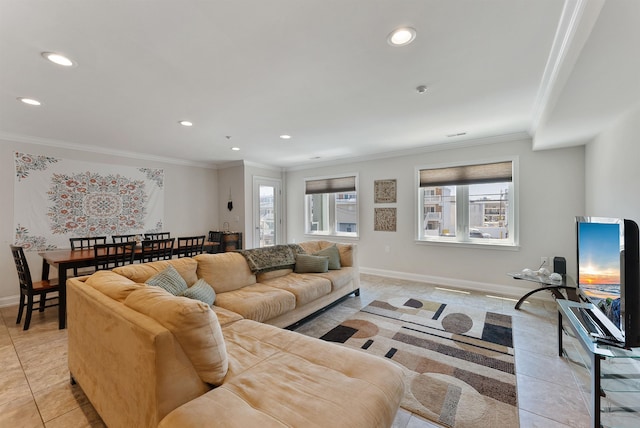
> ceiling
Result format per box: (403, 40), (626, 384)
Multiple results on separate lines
(1, 0), (639, 169)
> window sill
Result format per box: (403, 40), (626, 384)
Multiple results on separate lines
(415, 239), (519, 251)
(304, 233), (359, 241)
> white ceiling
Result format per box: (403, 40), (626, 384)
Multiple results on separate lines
(1, 0), (639, 169)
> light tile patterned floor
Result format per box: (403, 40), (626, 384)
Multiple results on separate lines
(0, 274), (592, 427)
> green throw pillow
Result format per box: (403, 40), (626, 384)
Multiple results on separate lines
(181, 278), (216, 306)
(146, 265), (188, 296)
(314, 244), (341, 270)
(294, 254), (329, 273)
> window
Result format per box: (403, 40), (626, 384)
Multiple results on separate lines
(305, 175), (358, 237)
(417, 160), (516, 245)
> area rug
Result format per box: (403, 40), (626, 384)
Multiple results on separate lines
(318, 297), (518, 428)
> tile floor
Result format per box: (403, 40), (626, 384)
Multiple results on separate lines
(0, 273), (594, 428)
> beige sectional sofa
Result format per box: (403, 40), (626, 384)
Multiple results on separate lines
(67, 241), (404, 428)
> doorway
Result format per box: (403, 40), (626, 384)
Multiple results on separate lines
(253, 177), (282, 248)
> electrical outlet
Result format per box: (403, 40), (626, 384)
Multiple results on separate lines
(540, 257), (549, 268)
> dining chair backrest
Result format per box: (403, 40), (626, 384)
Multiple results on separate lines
(10, 245), (34, 292)
(144, 232), (171, 240)
(177, 235), (206, 258)
(69, 236), (107, 250)
(10, 244), (60, 330)
(69, 236), (108, 276)
(141, 238), (175, 263)
(94, 242), (136, 270)
(111, 234), (137, 244)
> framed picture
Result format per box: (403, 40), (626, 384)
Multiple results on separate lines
(374, 207), (396, 232)
(374, 179), (397, 203)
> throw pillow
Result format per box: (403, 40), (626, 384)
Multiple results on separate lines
(146, 265), (188, 296)
(314, 244), (341, 270)
(181, 278), (216, 306)
(294, 254), (329, 273)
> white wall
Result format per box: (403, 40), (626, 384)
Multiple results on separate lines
(585, 104), (640, 222)
(217, 162), (245, 236)
(1, 139), (218, 305)
(286, 137), (585, 298)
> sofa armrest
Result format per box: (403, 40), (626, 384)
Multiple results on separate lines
(67, 278), (210, 428)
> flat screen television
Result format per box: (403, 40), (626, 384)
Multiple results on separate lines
(576, 216), (640, 348)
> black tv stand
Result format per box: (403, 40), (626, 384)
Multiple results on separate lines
(508, 272), (577, 309)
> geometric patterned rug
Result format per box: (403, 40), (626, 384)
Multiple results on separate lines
(318, 297), (518, 428)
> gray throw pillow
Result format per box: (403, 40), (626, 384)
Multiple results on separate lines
(314, 244), (341, 270)
(294, 254), (329, 273)
(146, 265), (188, 296)
(181, 278), (216, 306)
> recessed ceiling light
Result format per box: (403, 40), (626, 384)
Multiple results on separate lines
(17, 97), (41, 106)
(231, 147), (240, 151)
(179, 121), (193, 127)
(279, 134), (292, 140)
(41, 52), (75, 67)
(388, 27), (416, 46)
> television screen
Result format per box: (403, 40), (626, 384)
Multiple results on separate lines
(576, 218), (622, 329)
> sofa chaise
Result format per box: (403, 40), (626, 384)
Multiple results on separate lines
(67, 241), (404, 427)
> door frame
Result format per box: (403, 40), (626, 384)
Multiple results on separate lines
(252, 176), (283, 247)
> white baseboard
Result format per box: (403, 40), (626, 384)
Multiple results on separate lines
(0, 295), (20, 308)
(359, 267), (554, 303)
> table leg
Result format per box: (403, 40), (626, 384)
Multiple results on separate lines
(558, 311), (563, 357)
(58, 263), (67, 329)
(591, 352), (602, 428)
(41, 258), (50, 281)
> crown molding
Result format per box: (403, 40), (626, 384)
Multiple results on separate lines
(0, 132), (219, 169)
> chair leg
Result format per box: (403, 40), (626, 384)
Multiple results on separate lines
(15, 293), (25, 324)
(23, 295), (34, 331)
(39, 293), (46, 312)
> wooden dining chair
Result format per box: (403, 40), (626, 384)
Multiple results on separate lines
(10, 245), (60, 331)
(144, 232), (171, 240)
(141, 238), (175, 262)
(177, 235), (205, 258)
(94, 242), (136, 270)
(69, 236), (107, 276)
(207, 231), (223, 254)
(111, 234), (137, 243)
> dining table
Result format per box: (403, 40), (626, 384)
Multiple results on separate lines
(39, 241), (220, 329)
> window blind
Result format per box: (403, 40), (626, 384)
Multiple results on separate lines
(419, 161), (512, 187)
(305, 176), (356, 194)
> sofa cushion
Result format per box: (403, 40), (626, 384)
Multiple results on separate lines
(212, 306), (244, 326)
(299, 241), (355, 267)
(260, 273), (331, 306)
(146, 265), (189, 296)
(181, 278), (216, 306)
(294, 254), (329, 273)
(85, 270), (144, 302)
(313, 244), (341, 270)
(256, 268), (293, 282)
(309, 266), (356, 291)
(113, 258), (199, 286)
(214, 284), (296, 323)
(124, 286), (228, 386)
(158, 319), (404, 428)
(194, 253), (257, 293)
